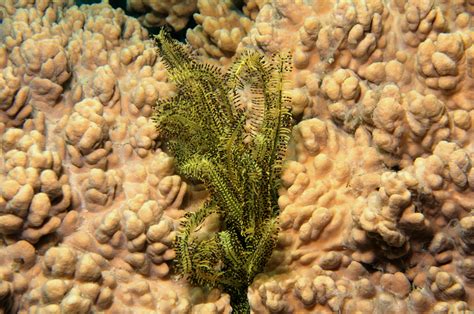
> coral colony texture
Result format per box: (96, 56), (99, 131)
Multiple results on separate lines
(0, 0), (473, 313)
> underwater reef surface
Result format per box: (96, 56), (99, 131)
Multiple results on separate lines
(0, 0), (473, 313)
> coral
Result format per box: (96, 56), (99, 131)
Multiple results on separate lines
(0, 2), (223, 313)
(428, 267), (465, 300)
(1, 0), (473, 313)
(320, 68), (364, 128)
(250, 275), (292, 313)
(186, 0), (253, 61)
(293, 266), (345, 310)
(397, 0), (448, 48)
(118, 195), (176, 277)
(0, 114), (74, 244)
(352, 170), (426, 259)
(250, 114), (472, 312)
(22, 246), (116, 312)
(0, 67), (30, 127)
(125, 0), (257, 63)
(81, 168), (123, 212)
(128, 116), (159, 158)
(242, 0), (269, 20)
(63, 99), (112, 169)
(416, 32), (468, 92)
(126, 0), (197, 31)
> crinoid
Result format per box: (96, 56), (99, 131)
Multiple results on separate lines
(153, 29), (292, 312)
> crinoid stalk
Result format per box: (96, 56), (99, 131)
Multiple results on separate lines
(153, 29), (292, 313)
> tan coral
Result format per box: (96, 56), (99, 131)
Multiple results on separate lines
(293, 266), (345, 311)
(119, 195), (176, 277)
(95, 210), (121, 245)
(1, 0), (474, 313)
(257, 0), (389, 72)
(19, 38), (70, 86)
(366, 85), (405, 154)
(128, 116), (159, 158)
(352, 170), (430, 259)
(126, 0), (197, 31)
(0, 67), (30, 126)
(191, 288), (232, 314)
(459, 216), (474, 255)
(187, 0), (253, 61)
(84, 65), (121, 107)
(335, 84), (451, 159)
(89, 192), (177, 279)
(1, 33), (68, 123)
(292, 15), (321, 69)
(243, 0), (269, 20)
(146, 151), (188, 209)
(153, 289), (191, 313)
(249, 266), (347, 313)
(403, 91), (450, 157)
(432, 301), (471, 314)
(337, 0), (387, 63)
(428, 267), (466, 301)
(128, 76), (163, 117)
(64, 98), (112, 169)
(82, 168), (123, 212)
(416, 32), (469, 92)
(398, 0), (448, 48)
(0, 1), (195, 313)
(0, 116), (73, 244)
(360, 58), (412, 86)
(408, 141), (473, 220)
(0, 37), (72, 121)
(249, 275), (292, 313)
(25, 246), (115, 312)
(320, 68), (364, 130)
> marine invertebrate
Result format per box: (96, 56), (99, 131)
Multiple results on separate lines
(1, 0), (473, 312)
(126, 0), (197, 31)
(186, 0), (253, 62)
(153, 29), (292, 311)
(0, 114), (74, 244)
(416, 32), (468, 92)
(63, 99), (111, 169)
(22, 246), (116, 312)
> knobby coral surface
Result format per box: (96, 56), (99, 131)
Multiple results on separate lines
(0, 0), (473, 313)
(126, 0), (197, 31)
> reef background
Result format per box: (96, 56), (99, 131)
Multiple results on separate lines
(0, 0), (473, 313)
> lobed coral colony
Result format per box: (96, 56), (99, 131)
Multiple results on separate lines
(0, 0), (473, 313)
